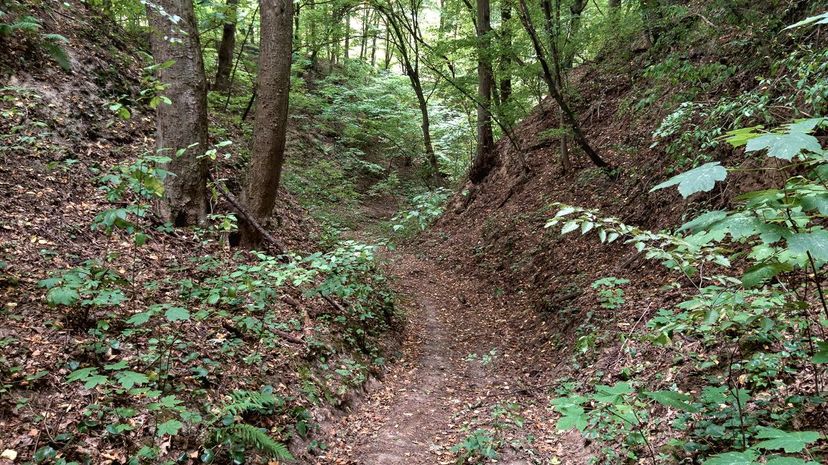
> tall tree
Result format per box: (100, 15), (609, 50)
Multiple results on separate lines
(517, 0), (610, 170)
(344, 11), (351, 60)
(469, 0), (497, 183)
(148, 0), (209, 226)
(498, 0), (513, 125)
(241, 0), (294, 246)
(214, 0), (239, 92)
(375, 0), (440, 177)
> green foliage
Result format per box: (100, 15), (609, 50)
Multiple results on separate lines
(546, 50), (828, 461)
(591, 277), (629, 309)
(0, 10), (71, 71)
(391, 187), (450, 235)
(451, 429), (498, 463)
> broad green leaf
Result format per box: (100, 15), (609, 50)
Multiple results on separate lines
(156, 419), (183, 437)
(555, 207), (577, 217)
(813, 341), (828, 363)
(561, 221), (579, 234)
(724, 126), (763, 147)
(164, 307), (190, 322)
(741, 261), (792, 288)
(47, 287), (79, 306)
(745, 132), (821, 160)
(766, 457), (820, 465)
(127, 311), (153, 326)
(788, 117), (826, 133)
(651, 162), (727, 198)
(67, 367), (97, 382)
(787, 230), (828, 261)
(594, 382), (634, 404)
(116, 371), (149, 389)
(678, 210), (727, 233)
(91, 289), (126, 306)
(33, 446), (57, 463)
(755, 427), (821, 453)
(645, 390), (698, 412)
(702, 450), (758, 465)
(800, 193), (828, 215)
(83, 374), (109, 389)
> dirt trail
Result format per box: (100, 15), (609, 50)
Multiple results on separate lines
(316, 251), (589, 464)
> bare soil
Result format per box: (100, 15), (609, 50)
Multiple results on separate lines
(315, 251), (591, 464)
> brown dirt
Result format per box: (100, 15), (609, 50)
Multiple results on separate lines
(315, 250), (591, 464)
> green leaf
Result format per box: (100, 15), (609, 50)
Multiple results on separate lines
(91, 289), (126, 306)
(557, 408), (587, 431)
(561, 221), (579, 234)
(766, 457), (820, 465)
(116, 371), (149, 389)
(813, 341), (828, 364)
(645, 390), (698, 412)
(164, 307), (190, 322)
(67, 367), (97, 383)
(593, 382), (634, 404)
(787, 230), (828, 261)
(788, 117), (826, 133)
(47, 287), (79, 306)
(702, 450), (758, 465)
(156, 419), (183, 437)
(755, 427), (821, 453)
(745, 132), (822, 160)
(741, 261), (792, 288)
(83, 374), (109, 389)
(33, 446), (57, 463)
(651, 162), (727, 198)
(678, 211), (727, 233)
(784, 12), (828, 30)
(127, 311), (153, 326)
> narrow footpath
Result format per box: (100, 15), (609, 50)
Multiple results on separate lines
(315, 251), (590, 464)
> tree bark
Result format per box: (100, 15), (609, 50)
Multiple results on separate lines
(344, 12), (351, 60)
(517, 0), (611, 170)
(359, 8), (370, 60)
(383, 18), (392, 69)
(214, 0), (239, 92)
(469, 0), (497, 184)
(379, 6), (440, 177)
(498, 0), (513, 124)
(241, 0), (293, 246)
(148, 0), (209, 226)
(370, 13), (379, 67)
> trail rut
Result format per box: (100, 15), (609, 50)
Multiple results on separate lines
(315, 252), (589, 464)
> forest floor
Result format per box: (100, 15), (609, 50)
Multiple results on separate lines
(311, 246), (588, 464)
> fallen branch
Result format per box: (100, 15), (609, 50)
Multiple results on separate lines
(320, 293), (347, 314)
(208, 172), (286, 252)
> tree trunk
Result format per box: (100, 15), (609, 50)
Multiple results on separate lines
(517, 0), (611, 170)
(241, 0), (293, 246)
(640, 0), (662, 45)
(214, 0), (239, 92)
(383, 20), (392, 69)
(370, 13), (378, 67)
(499, 0), (512, 124)
(359, 8), (369, 60)
(294, 0), (301, 45)
(564, 0), (587, 68)
(344, 13), (350, 60)
(410, 73), (438, 174)
(469, 0), (496, 184)
(148, 0), (209, 226)
(559, 105), (571, 172)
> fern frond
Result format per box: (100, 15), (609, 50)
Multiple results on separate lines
(42, 40), (71, 71)
(221, 389), (282, 416)
(216, 423), (294, 460)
